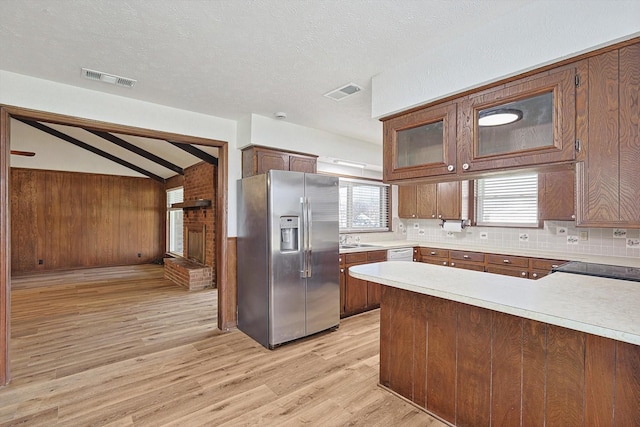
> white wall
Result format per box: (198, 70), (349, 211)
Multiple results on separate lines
(372, 1), (640, 118)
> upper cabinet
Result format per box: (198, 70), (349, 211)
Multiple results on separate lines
(382, 64), (578, 182)
(575, 43), (640, 227)
(457, 67), (577, 174)
(383, 102), (458, 180)
(242, 145), (317, 178)
(398, 181), (462, 220)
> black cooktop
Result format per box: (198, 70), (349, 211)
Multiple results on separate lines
(552, 261), (640, 282)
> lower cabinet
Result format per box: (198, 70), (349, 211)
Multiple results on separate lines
(342, 250), (387, 317)
(415, 247), (566, 280)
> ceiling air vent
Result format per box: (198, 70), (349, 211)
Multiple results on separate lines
(324, 83), (362, 101)
(81, 68), (136, 88)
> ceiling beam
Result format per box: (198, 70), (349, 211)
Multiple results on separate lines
(16, 119), (166, 183)
(87, 130), (184, 175)
(168, 141), (219, 166)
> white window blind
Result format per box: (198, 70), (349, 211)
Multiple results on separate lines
(475, 173), (538, 227)
(167, 187), (184, 255)
(339, 178), (389, 232)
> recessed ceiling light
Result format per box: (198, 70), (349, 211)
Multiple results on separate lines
(333, 159), (366, 168)
(478, 108), (523, 127)
(324, 83), (363, 101)
(81, 68), (136, 88)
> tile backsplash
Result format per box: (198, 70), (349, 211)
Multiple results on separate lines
(353, 219), (640, 259)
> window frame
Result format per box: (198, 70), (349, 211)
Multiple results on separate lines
(338, 177), (390, 233)
(166, 186), (184, 255)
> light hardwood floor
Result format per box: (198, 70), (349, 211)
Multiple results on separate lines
(1, 265), (445, 426)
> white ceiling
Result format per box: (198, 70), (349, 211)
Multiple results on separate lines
(0, 0), (535, 146)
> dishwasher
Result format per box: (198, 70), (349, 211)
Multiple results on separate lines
(387, 247), (414, 262)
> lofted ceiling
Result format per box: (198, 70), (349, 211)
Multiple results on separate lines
(0, 0), (535, 147)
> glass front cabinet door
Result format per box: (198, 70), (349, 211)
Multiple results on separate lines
(457, 67), (576, 173)
(383, 102), (457, 181)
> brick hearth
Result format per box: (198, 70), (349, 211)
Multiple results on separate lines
(164, 257), (212, 291)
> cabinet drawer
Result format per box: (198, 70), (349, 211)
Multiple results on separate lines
(530, 269), (550, 280)
(531, 258), (566, 271)
(367, 250), (387, 262)
(419, 247), (449, 258)
(345, 252), (367, 264)
(421, 257), (449, 266)
(487, 265), (529, 278)
(486, 254), (530, 269)
(449, 250), (485, 263)
(449, 261), (485, 272)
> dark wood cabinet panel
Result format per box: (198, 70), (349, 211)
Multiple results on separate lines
(456, 304), (492, 427)
(388, 288), (416, 401)
(379, 285), (391, 388)
(416, 183), (437, 219)
(546, 325), (585, 426)
(449, 250), (484, 263)
(344, 274), (368, 313)
(241, 145), (317, 177)
(619, 43), (640, 224)
(397, 185), (417, 218)
(576, 42), (640, 227)
(449, 261), (485, 272)
(426, 297), (457, 423)
(398, 182), (462, 220)
(487, 253), (530, 269)
(437, 181), (461, 220)
(413, 295), (428, 408)
(584, 334), (615, 426)
(615, 341), (640, 426)
(538, 168), (575, 221)
(366, 282), (381, 307)
(342, 250), (386, 317)
(491, 313), (523, 427)
(522, 319), (547, 426)
(486, 265), (528, 278)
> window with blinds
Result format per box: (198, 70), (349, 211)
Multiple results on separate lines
(475, 173), (538, 227)
(339, 178), (389, 232)
(167, 187), (184, 255)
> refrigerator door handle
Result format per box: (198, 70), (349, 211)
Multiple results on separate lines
(300, 197), (307, 278)
(306, 201), (312, 278)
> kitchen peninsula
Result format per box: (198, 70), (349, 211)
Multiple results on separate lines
(350, 261), (640, 426)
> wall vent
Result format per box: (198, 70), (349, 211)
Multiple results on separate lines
(324, 83), (362, 101)
(81, 68), (136, 88)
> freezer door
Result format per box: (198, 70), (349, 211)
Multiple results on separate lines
(305, 174), (340, 335)
(268, 171), (307, 346)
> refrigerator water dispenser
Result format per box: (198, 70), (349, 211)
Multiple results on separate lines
(279, 216), (299, 251)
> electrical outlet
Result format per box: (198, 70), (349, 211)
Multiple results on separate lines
(413, 223), (420, 229)
(519, 233), (529, 242)
(446, 231), (455, 238)
(556, 227), (568, 236)
(479, 231), (488, 240)
(418, 229), (425, 236)
(567, 235), (579, 245)
(579, 231), (588, 241)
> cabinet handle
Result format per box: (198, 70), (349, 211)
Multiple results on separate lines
(532, 273), (538, 278)
(462, 163), (470, 171)
(438, 214), (442, 218)
(430, 251), (436, 255)
(451, 262), (455, 266)
(414, 249), (418, 253)
(551, 264), (558, 268)
(447, 164), (455, 172)
(571, 214), (576, 219)
(521, 271), (527, 277)
(463, 255), (469, 259)
(443, 261), (448, 266)
(412, 214), (416, 218)
(431, 214), (435, 218)
(503, 259), (510, 264)
(340, 268), (345, 273)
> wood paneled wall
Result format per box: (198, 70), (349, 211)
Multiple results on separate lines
(10, 168), (166, 273)
(380, 286), (640, 426)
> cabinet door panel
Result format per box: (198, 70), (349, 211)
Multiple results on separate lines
(619, 43), (640, 223)
(538, 169), (575, 221)
(345, 274), (368, 313)
(416, 183), (437, 219)
(256, 150), (289, 174)
(436, 181), (461, 219)
(289, 155), (316, 173)
(367, 282), (381, 307)
(397, 185), (417, 218)
(384, 102), (457, 180)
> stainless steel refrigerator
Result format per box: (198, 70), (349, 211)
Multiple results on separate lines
(237, 170), (339, 349)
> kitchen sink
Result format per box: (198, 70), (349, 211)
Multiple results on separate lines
(339, 243), (377, 249)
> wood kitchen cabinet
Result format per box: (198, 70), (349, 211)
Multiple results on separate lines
(486, 253), (530, 278)
(241, 145), (317, 178)
(398, 181), (461, 220)
(457, 66), (577, 174)
(538, 168), (576, 221)
(342, 250), (387, 317)
(449, 250), (485, 272)
(575, 42), (640, 227)
(383, 101), (458, 181)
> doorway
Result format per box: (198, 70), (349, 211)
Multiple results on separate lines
(0, 105), (231, 385)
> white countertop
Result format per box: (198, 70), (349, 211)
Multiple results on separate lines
(350, 261), (640, 346)
(340, 239), (640, 268)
